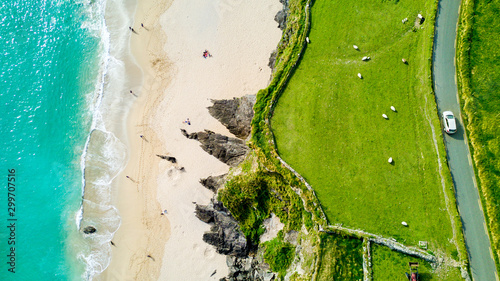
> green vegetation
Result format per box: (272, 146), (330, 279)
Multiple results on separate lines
(218, 170), (304, 243)
(456, 0), (500, 272)
(271, 0), (462, 256)
(263, 234), (296, 278)
(220, 0), (469, 278)
(315, 233), (364, 281)
(371, 244), (462, 280)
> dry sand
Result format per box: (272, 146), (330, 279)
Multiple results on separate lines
(103, 0), (282, 279)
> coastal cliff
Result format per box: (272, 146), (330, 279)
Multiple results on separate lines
(208, 95), (256, 139)
(183, 95), (283, 280)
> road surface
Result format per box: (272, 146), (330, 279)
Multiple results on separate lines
(433, 0), (498, 280)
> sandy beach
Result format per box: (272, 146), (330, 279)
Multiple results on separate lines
(102, 0), (282, 279)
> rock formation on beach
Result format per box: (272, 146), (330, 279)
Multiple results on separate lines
(156, 154), (177, 163)
(208, 95), (256, 139)
(188, 95), (277, 280)
(195, 201), (248, 257)
(196, 200), (277, 281)
(181, 129), (249, 167)
(274, 0), (289, 30)
(222, 256), (276, 281)
(200, 174), (227, 193)
(82, 226), (97, 234)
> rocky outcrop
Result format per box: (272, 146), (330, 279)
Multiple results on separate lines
(195, 204), (215, 224)
(156, 154), (177, 163)
(275, 10), (287, 30)
(268, 50), (278, 69)
(200, 174), (227, 193)
(195, 200), (248, 257)
(181, 129), (249, 167)
(274, 0), (289, 30)
(221, 256), (276, 281)
(208, 95), (256, 139)
(82, 226), (97, 234)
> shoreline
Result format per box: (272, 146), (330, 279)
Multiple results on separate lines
(102, 0), (283, 279)
(101, 0), (172, 279)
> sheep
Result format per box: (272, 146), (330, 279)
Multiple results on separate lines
(358, 73), (363, 79)
(402, 58), (407, 64)
(362, 56), (371, 61)
(306, 37), (310, 44)
(391, 106), (396, 112)
(418, 14), (425, 24)
(353, 45), (359, 50)
(402, 18), (408, 23)
(382, 114), (388, 119)
(388, 157), (393, 163)
(402, 221), (408, 226)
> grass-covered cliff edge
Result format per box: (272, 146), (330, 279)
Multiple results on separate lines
(456, 0), (500, 275)
(215, 0), (471, 279)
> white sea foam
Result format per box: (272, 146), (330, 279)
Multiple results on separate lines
(75, 0), (140, 279)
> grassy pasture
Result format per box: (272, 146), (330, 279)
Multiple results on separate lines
(371, 244), (462, 280)
(315, 233), (364, 281)
(271, 0), (459, 255)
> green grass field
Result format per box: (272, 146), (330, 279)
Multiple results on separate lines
(371, 244), (462, 280)
(315, 233), (364, 280)
(271, 0), (459, 255)
(456, 0), (500, 270)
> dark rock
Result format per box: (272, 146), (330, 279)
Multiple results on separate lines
(268, 50), (277, 70)
(198, 203), (248, 257)
(213, 200), (229, 212)
(83, 226), (97, 234)
(208, 95), (256, 139)
(156, 154), (177, 163)
(223, 256), (276, 281)
(181, 129), (249, 167)
(274, 0), (289, 31)
(195, 204), (215, 223)
(274, 10), (287, 30)
(197, 201), (276, 280)
(181, 129), (198, 139)
(200, 174), (227, 193)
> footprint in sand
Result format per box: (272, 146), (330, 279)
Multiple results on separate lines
(166, 166), (182, 181)
(204, 247), (215, 258)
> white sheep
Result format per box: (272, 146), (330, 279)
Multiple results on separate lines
(402, 221), (408, 226)
(388, 157), (393, 163)
(402, 18), (408, 23)
(418, 14), (423, 19)
(306, 37), (310, 44)
(402, 58), (407, 64)
(353, 45), (359, 50)
(358, 73), (362, 79)
(362, 56), (371, 61)
(391, 106), (396, 112)
(382, 114), (388, 119)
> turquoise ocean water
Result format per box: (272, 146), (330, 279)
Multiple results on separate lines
(0, 0), (136, 280)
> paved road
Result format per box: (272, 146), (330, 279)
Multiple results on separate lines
(433, 0), (498, 280)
